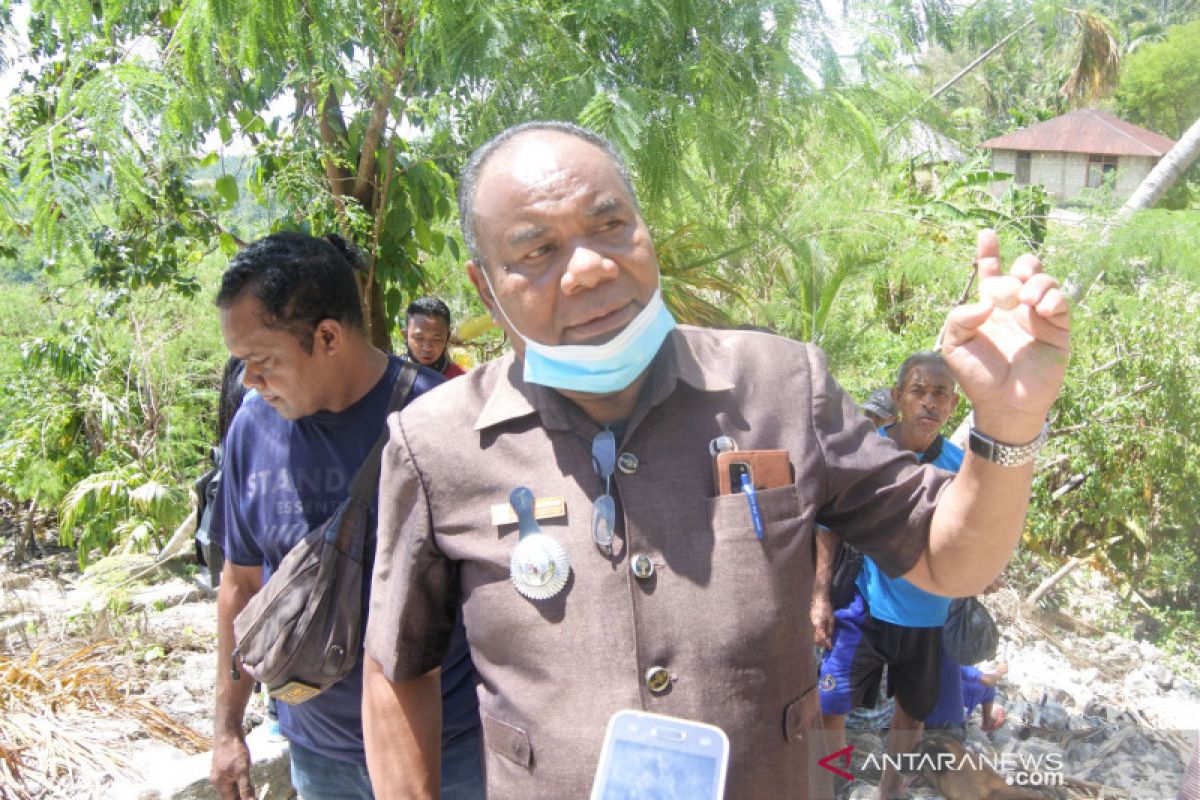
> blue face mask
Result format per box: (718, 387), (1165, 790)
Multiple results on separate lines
(481, 271), (676, 394)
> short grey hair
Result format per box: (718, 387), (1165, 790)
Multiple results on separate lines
(457, 121), (639, 268)
(895, 350), (954, 391)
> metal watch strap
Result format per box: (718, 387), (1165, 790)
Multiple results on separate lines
(967, 423), (1049, 467)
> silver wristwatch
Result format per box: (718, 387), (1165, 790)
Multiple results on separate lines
(967, 422), (1049, 467)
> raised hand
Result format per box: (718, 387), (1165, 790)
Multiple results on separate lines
(941, 229), (1070, 443)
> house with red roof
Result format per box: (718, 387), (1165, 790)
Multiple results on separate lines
(981, 109), (1175, 203)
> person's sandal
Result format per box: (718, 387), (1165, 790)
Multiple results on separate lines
(982, 705), (1007, 732)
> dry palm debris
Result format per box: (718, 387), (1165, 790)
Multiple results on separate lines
(0, 641), (208, 797)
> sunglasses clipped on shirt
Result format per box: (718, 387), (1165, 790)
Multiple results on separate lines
(591, 428), (617, 555)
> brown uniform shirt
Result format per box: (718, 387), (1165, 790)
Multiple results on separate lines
(367, 326), (953, 799)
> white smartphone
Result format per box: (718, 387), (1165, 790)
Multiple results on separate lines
(590, 710), (730, 800)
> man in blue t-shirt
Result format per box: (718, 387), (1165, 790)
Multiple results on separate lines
(209, 233), (482, 800)
(814, 350), (964, 799)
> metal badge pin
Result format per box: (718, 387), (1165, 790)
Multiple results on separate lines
(709, 436), (738, 457)
(508, 487), (570, 601)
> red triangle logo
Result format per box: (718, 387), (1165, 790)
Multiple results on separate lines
(818, 745), (855, 781)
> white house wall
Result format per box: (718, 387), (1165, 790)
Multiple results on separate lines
(987, 149), (1158, 204)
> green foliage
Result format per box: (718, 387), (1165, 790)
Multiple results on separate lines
(1025, 214), (1200, 610)
(1, 0), (1198, 630)
(913, 2), (1200, 137)
(1114, 19), (1200, 139)
(59, 465), (188, 568)
(0, 252), (224, 565)
(8, 0), (835, 351)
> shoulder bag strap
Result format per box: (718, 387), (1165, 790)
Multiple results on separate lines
(332, 361), (422, 557)
(348, 360), (421, 503)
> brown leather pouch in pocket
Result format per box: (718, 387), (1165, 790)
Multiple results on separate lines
(483, 712), (533, 768)
(714, 449), (794, 496)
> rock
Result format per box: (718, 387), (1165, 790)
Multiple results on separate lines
(1037, 703), (1071, 731)
(143, 679), (188, 705)
(0, 572), (34, 590)
(847, 782), (876, 800)
(1083, 700), (1133, 724)
(1138, 640), (1162, 663)
(129, 580), (206, 613)
(1066, 714), (1103, 732)
(1065, 739), (1096, 763)
(964, 726), (991, 751)
(1152, 664), (1175, 691)
(988, 723), (1016, 749)
(845, 732), (885, 781)
(1103, 639), (1138, 669)
(1005, 699), (1037, 726)
(1124, 666), (1160, 696)
(122, 722), (292, 800)
(0, 613), (35, 635)
(181, 653), (215, 697)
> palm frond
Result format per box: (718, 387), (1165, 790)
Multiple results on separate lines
(1060, 10), (1120, 105)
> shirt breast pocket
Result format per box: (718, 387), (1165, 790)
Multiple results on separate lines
(706, 485), (803, 544)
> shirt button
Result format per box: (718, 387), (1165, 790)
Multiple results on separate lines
(617, 452), (639, 475)
(645, 666), (671, 693)
(630, 553), (655, 579)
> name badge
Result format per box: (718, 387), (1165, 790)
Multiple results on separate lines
(491, 496), (567, 527)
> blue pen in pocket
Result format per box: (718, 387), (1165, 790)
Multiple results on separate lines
(740, 472), (765, 541)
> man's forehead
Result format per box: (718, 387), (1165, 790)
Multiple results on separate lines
(409, 314), (448, 331)
(503, 194), (625, 244)
(220, 303), (288, 356)
(477, 131), (629, 203)
(905, 366), (955, 389)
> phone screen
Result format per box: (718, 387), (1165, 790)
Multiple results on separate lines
(592, 711), (729, 800)
(598, 740), (721, 800)
(728, 461), (752, 492)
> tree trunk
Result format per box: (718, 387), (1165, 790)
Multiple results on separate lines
(355, 272), (393, 353)
(1111, 114), (1200, 224)
(14, 492), (38, 565)
(1066, 114), (1200, 303)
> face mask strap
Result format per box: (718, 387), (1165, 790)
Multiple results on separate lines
(478, 265), (528, 346)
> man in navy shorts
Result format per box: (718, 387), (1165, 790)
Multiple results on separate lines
(815, 351), (964, 799)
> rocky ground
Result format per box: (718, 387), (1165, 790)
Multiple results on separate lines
(1, 516), (1198, 799)
(0, 531), (271, 799)
(841, 584), (1200, 800)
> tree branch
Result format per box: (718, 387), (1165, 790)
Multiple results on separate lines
(351, 7), (415, 208)
(315, 82), (354, 199)
(1025, 556), (1084, 607)
(1050, 471), (1091, 501)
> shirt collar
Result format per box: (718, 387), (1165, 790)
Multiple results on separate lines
(472, 327), (735, 433)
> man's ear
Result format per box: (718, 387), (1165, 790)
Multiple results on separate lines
(313, 318), (343, 355)
(891, 387), (901, 406)
(950, 391), (960, 413)
(467, 260), (498, 320)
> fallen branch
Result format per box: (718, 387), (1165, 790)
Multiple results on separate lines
(1051, 472), (1091, 501)
(1026, 556), (1084, 607)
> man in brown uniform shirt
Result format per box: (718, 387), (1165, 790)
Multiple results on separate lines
(362, 122), (1071, 798)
